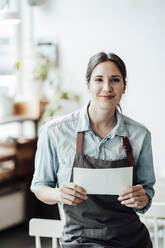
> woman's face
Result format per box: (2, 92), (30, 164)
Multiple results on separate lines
(88, 61), (125, 111)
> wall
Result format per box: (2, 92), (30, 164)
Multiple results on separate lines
(23, 0), (165, 175)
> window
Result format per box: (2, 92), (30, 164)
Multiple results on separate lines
(0, 22), (18, 95)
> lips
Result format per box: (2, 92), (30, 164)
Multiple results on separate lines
(99, 95), (115, 98)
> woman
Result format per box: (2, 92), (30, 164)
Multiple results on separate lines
(31, 52), (155, 247)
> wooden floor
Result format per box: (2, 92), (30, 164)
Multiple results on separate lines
(0, 224), (52, 248)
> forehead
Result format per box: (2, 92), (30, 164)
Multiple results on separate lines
(91, 61), (122, 77)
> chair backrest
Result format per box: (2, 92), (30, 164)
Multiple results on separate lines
(29, 218), (63, 248)
(139, 202), (165, 248)
(146, 202), (165, 218)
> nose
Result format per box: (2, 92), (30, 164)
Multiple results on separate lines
(103, 81), (113, 92)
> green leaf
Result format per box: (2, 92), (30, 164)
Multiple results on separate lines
(15, 61), (20, 71)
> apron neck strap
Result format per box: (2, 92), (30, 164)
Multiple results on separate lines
(76, 132), (83, 154)
(76, 133), (135, 167)
(123, 137), (135, 167)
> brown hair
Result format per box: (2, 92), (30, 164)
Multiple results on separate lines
(86, 52), (127, 86)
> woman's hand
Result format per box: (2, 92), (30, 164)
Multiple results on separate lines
(57, 182), (88, 206)
(118, 184), (149, 209)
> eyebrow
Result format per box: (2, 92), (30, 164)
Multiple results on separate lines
(94, 75), (103, 77)
(94, 74), (121, 78)
(111, 75), (121, 78)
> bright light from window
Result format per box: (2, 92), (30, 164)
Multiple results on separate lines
(0, 21), (17, 95)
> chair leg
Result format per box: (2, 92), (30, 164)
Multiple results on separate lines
(153, 218), (159, 248)
(57, 238), (61, 248)
(35, 236), (41, 248)
(163, 221), (165, 248)
(52, 237), (57, 248)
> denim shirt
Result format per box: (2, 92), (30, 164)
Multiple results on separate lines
(31, 103), (156, 215)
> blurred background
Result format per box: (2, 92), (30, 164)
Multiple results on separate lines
(0, 0), (164, 247)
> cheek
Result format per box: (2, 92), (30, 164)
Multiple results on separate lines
(114, 88), (125, 101)
(117, 91), (124, 99)
(88, 83), (100, 94)
(115, 84), (125, 94)
(119, 88), (125, 95)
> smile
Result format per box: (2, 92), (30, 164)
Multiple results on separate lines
(99, 95), (115, 99)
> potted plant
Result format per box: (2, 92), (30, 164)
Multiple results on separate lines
(33, 52), (81, 122)
(33, 53), (59, 100)
(41, 87), (81, 122)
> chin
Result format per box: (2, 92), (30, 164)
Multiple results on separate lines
(98, 102), (116, 110)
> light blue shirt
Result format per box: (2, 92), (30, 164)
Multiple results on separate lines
(31, 103), (156, 215)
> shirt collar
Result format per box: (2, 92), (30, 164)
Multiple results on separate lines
(76, 102), (129, 138)
(76, 102), (91, 132)
(112, 109), (129, 138)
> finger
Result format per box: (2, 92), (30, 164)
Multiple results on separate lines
(124, 202), (145, 209)
(62, 197), (79, 206)
(120, 184), (143, 195)
(118, 189), (146, 201)
(62, 182), (87, 194)
(59, 188), (85, 203)
(121, 196), (145, 205)
(62, 187), (87, 200)
(62, 193), (84, 204)
(119, 185), (143, 196)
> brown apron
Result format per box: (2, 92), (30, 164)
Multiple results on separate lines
(61, 132), (152, 248)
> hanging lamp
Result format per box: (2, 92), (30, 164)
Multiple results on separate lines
(0, 0), (21, 24)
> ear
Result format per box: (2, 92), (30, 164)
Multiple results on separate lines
(123, 84), (126, 94)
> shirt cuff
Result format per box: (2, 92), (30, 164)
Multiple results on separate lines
(133, 188), (154, 214)
(30, 181), (56, 193)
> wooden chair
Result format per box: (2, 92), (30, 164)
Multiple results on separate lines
(29, 218), (63, 248)
(139, 202), (165, 248)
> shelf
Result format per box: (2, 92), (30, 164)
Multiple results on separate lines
(0, 145), (16, 163)
(0, 111), (52, 228)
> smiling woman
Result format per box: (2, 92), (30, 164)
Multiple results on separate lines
(31, 52), (155, 248)
(86, 52), (126, 110)
(87, 53), (126, 138)
(88, 62), (125, 110)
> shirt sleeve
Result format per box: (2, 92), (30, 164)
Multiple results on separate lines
(134, 129), (156, 214)
(30, 124), (59, 192)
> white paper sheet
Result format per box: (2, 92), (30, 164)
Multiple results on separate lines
(73, 167), (133, 195)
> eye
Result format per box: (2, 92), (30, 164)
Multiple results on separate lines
(95, 78), (103, 82)
(111, 78), (120, 83)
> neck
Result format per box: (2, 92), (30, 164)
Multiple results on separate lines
(88, 102), (117, 137)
